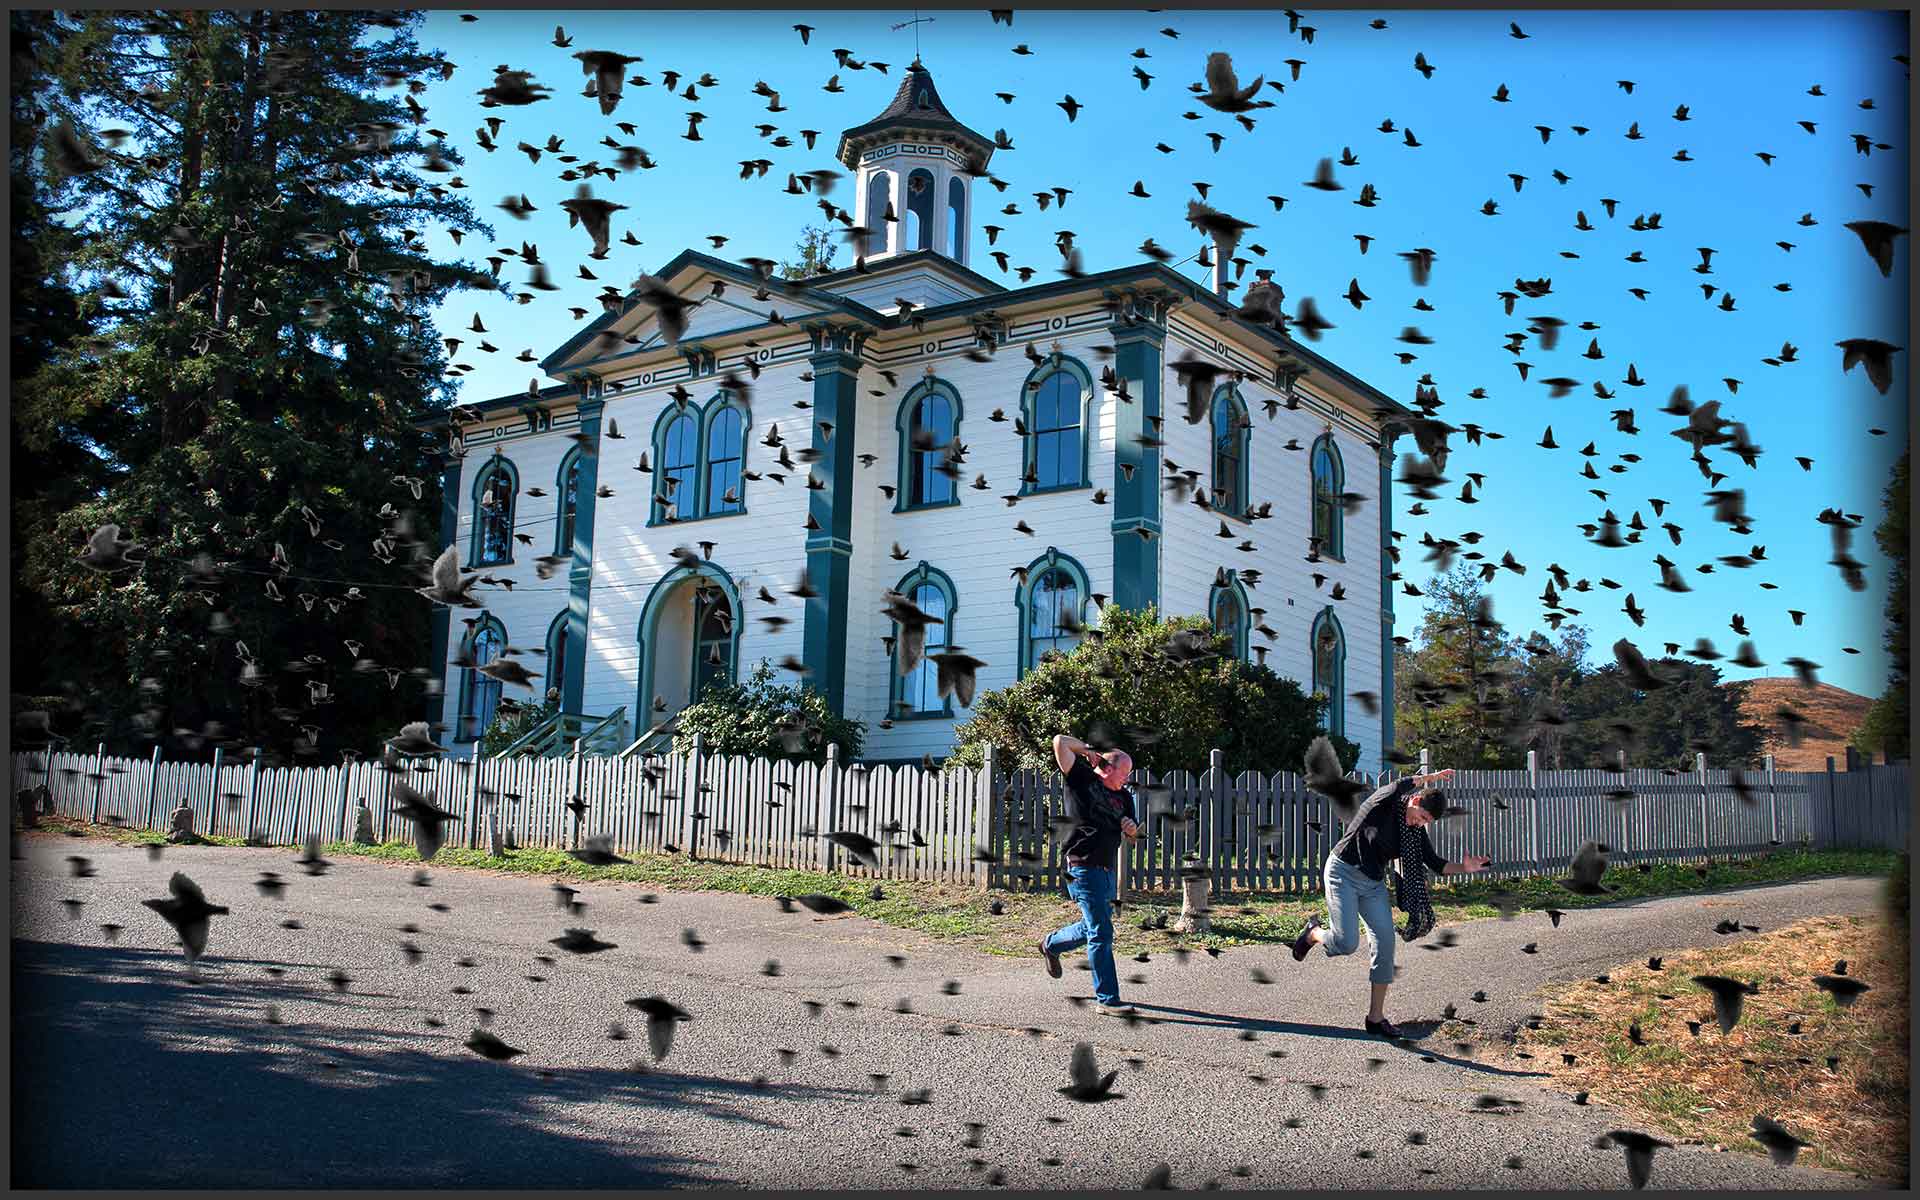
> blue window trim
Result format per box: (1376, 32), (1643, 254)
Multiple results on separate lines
(544, 610), (569, 710)
(1019, 355), (1094, 495)
(1211, 384), (1251, 521)
(457, 613), (509, 744)
(1310, 605), (1346, 738)
(553, 445), (584, 558)
(895, 377), (964, 513)
(889, 562), (960, 719)
(635, 561), (743, 722)
(699, 389), (752, 518)
(649, 401), (701, 527)
(1209, 571), (1252, 663)
(905, 167), (936, 252)
(1015, 546), (1091, 676)
(865, 170), (893, 258)
(946, 176), (967, 262)
(468, 454), (519, 567)
(1311, 432), (1346, 562)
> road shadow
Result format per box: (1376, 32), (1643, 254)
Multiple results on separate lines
(9, 939), (861, 1188)
(1121, 1002), (1552, 1080)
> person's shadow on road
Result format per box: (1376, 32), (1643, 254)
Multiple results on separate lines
(1119, 1002), (1552, 1079)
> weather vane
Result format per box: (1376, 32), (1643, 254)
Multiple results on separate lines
(891, 12), (934, 58)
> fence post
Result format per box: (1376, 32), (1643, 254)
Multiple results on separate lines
(467, 757), (485, 850)
(1696, 751), (1711, 860)
(1419, 746), (1431, 776)
(1526, 749), (1543, 875)
(1617, 748), (1631, 865)
(680, 733), (704, 858)
(88, 742), (107, 824)
(1764, 753), (1778, 845)
(570, 739), (586, 849)
(241, 748), (262, 840)
(144, 746), (163, 833)
(335, 764), (353, 843)
(207, 746), (225, 837)
(821, 740), (841, 872)
(974, 744), (997, 893)
(1823, 755), (1837, 848)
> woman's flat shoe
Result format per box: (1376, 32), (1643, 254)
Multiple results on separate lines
(1365, 1016), (1402, 1039)
(1291, 917), (1322, 962)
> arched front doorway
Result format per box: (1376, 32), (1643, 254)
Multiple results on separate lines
(636, 562), (743, 723)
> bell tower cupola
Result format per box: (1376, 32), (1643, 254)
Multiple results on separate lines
(836, 58), (994, 269)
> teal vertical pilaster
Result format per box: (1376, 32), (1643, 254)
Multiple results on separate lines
(1108, 296), (1167, 614)
(427, 450), (464, 730)
(801, 325), (868, 713)
(563, 394), (604, 716)
(1378, 433), (1398, 771)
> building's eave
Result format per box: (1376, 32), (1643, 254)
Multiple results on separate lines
(802, 246), (1007, 298)
(536, 249), (896, 376)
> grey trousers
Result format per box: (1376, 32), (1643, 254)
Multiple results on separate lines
(1322, 854), (1397, 985)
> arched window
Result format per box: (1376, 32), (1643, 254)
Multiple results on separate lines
(469, 455), (518, 566)
(897, 379), (961, 511)
(905, 168), (935, 252)
(689, 580), (734, 703)
(865, 171), (892, 257)
(458, 615), (508, 743)
(1023, 358), (1091, 493)
(703, 393), (748, 516)
(554, 447), (584, 557)
(1210, 572), (1251, 662)
(1311, 432), (1345, 560)
(946, 176), (966, 260)
(636, 561), (744, 721)
(1017, 547), (1090, 676)
(890, 564), (959, 717)
(1211, 385), (1250, 518)
(1311, 607), (1346, 737)
(545, 610), (570, 707)
(653, 407), (698, 525)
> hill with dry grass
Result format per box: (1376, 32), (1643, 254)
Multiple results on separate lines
(1735, 677), (1875, 772)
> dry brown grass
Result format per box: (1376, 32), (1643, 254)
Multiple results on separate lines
(1476, 914), (1908, 1183)
(1738, 677), (1876, 773)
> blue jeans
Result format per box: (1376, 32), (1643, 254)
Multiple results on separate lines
(1322, 855), (1397, 985)
(1045, 865), (1120, 1006)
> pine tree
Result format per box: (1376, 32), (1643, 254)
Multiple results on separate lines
(1853, 451), (1909, 759)
(1394, 563), (1526, 768)
(13, 11), (497, 761)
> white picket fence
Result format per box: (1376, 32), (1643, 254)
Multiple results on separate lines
(11, 742), (1905, 894)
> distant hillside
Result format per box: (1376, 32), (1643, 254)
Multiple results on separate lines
(1735, 677), (1875, 772)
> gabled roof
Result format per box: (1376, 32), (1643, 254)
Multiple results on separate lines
(803, 247), (1007, 300)
(537, 249), (893, 375)
(835, 59), (995, 171)
(429, 253), (1414, 431)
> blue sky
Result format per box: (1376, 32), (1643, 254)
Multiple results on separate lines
(403, 8), (1910, 697)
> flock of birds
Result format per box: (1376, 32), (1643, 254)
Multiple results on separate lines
(46, 7), (1905, 769)
(28, 6), (1907, 1189)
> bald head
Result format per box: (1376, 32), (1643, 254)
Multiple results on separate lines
(1097, 750), (1133, 789)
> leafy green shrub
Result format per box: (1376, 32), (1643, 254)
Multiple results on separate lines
(946, 606), (1359, 776)
(672, 660), (865, 764)
(479, 696), (559, 758)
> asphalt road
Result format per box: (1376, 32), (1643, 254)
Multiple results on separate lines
(9, 833), (1891, 1190)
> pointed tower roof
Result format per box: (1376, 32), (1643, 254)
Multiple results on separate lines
(835, 58), (995, 172)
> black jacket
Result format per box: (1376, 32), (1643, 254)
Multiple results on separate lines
(1330, 777), (1448, 882)
(1059, 757), (1134, 867)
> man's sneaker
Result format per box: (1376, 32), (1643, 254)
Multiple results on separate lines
(1365, 1016), (1403, 1040)
(1095, 1004), (1135, 1017)
(1291, 917), (1322, 962)
(1039, 937), (1062, 979)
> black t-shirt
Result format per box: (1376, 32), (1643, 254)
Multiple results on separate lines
(1060, 757), (1133, 866)
(1331, 777), (1449, 881)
